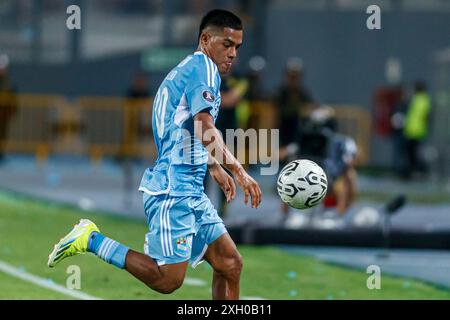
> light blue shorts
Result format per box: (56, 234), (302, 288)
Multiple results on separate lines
(142, 192), (227, 267)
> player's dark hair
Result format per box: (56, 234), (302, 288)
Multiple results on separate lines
(198, 9), (242, 40)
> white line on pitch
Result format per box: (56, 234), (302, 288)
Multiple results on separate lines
(0, 260), (102, 300)
(184, 277), (207, 286)
(184, 276), (266, 299)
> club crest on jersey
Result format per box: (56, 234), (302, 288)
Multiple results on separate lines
(176, 237), (189, 251)
(202, 91), (215, 103)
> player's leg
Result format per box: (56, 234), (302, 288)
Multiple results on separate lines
(189, 194), (241, 299)
(86, 226), (189, 293)
(87, 227), (190, 294)
(132, 193), (195, 293)
(334, 177), (347, 214)
(48, 194), (193, 295)
(125, 250), (188, 294)
(335, 167), (357, 215)
(122, 193), (194, 293)
(203, 232), (242, 300)
(47, 219), (189, 294)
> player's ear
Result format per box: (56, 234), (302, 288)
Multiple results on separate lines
(200, 31), (210, 47)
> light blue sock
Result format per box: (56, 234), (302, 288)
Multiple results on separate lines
(87, 232), (129, 269)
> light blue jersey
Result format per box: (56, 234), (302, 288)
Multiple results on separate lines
(139, 51), (221, 197)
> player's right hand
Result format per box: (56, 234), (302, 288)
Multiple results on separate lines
(234, 168), (262, 209)
(209, 164), (236, 203)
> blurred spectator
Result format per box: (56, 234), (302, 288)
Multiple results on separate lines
(126, 71), (151, 142)
(0, 54), (18, 163)
(246, 56), (266, 101)
(390, 85), (409, 178)
(119, 72), (151, 208)
(120, 0), (154, 14)
(119, 72), (150, 168)
(403, 80), (431, 179)
(310, 107), (358, 217)
(276, 57), (314, 148)
(127, 72), (150, 99)
(216, 72), (249, 133)
(245, 56), (266, 130)
(280, 105), (358, 227)
(276, 57), (314, 217)
(210, 71), (249, 217)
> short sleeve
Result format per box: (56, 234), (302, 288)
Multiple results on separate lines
(185, 54), (219, 117)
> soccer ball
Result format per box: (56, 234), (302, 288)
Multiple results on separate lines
(277, 159), (328, 209)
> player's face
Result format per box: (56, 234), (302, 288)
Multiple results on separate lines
(203, 27), (243, 75)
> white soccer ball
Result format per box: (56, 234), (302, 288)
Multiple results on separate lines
(277, 159), (328, 209)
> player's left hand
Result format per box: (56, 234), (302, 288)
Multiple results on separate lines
(209, 164), (236, 203)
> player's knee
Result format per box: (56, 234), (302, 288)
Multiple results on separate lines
(233, 252), (243, 276)
(235, 252), (243, 271)
(219, 251), (243, 280)
(153, 276), (184, 294)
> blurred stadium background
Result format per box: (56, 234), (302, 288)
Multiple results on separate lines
(1, 0), (450, 299)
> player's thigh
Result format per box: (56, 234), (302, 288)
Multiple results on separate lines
(204, 232), (242, 273)
(143, 193), (195, 266)
(189, 194), (227, 267)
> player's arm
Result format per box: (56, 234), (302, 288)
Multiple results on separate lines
(194, 111), (262, 208)
(207, 154), (236, 203)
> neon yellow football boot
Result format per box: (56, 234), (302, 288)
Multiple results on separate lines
(48, 219), (100, 268)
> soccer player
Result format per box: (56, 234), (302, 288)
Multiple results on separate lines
(47, 9), (262, 300)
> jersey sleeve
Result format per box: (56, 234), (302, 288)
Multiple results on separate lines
(185, 55), (219, 117)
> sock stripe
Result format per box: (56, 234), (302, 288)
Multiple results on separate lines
(90, 233), (129, 269)
(104, 242), (118, 263)
(102, 240), (115, 260)
(98, 239), (112, 259)
(97, 239), (108, 258)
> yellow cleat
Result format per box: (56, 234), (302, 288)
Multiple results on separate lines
(47, 219), (99, 268)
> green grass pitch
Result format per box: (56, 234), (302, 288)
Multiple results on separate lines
(1, 191), (450, 300)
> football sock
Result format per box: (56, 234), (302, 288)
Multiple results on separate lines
(87, 232), (129, 269)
